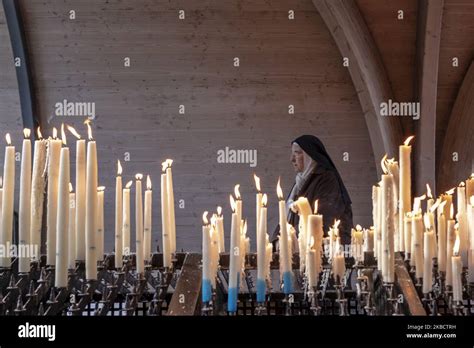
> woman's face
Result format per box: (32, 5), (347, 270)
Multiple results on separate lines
(291, 143), (305, 172)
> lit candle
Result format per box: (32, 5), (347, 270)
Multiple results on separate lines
(381, 155), (395, 283)
(372, 184), (380, 260)
(97, 186), (105, 262)
(451, 232), (463, 302)
(68, 183), (76, 270)
(115, 160), (123, 268)
(376, 182), (383, 268)
(216, 206), (225, 253)
(18, 129), (32, 273)
(85, 120), (98, 280)
(161, 162), (171, 268)
(307, 200), (324, 280)
(201, 211), (212, 303)
(46, 127), (62, 265)
(387, 158), (400, 252)
(351, 224), (364, 263)
(165, 159), (176, 255)
(228, 194), (241, 313)
(363, 226), (374, 253)
(55, 124), (70, 287)
(332, 239), (345, 284)
(457, 182), (468, 266)
(143, 175), (152, 262)
(256, 193), (268, 303)
(437, 201), (447, 273)
(277, 179), (292, 293)
(234, 184), (242, 232)
(422, 214), (435, 294)
(399, 136), (414, 261)
(209, 215), (220, 287)
(30, 127), (47, 261)
(306, 237), (318, 288)
(254, 174), (262, 246)
(291, 196), (311, 272)
(412, 211), (424, 278)
(445, 214), (456, 287)
(122, 180), (132, 258)
(0, 134), (15, 268)
(67, 125), (86, 261)
(135, 174), (144, 274)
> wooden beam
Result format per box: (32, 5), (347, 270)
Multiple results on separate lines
(312, 0), (404, 174)
(414, 0), (444, 196)
(438, 61), (474, 192)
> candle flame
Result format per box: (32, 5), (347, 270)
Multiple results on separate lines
(459, 181), (465, 187)
(253, 174), (261, 192)
(52, 127), (57, 139)
(471, 173), (474, 179)
(333, 219), (341, 230)
(262, 193), (268, 207)
(117, 160), (122, 175)
(234, 184), (241, 200)
(445, 187), (455, 195)
(210, 213), (217, 227)
(125, 180), (133, 189)
(23, 128), (31, 138)
(97, 186), (105, 192)
(430, 198), (441, 213)
(217, 206), (222, 216)
(314, 199), (319, 214)
(166, 159), (173, 167)
(84, 119), (93, 140)
(453, 232), (460, 255)
(5, 133), (11, 145)
(406, 211), (412, 218)
(403, 135), (415, 146)
(202, 211), (209, 225)
(242, 219), (247, 235)
(356, 224), (362, 231)
(381, 154), (388, 174)
(276, 178), (283, 200)
(426, 184), (432, 198)
(67, 125), (81, 139)
(309, 236), (315, 249)
(135, 173), (143, 180)
(37, 127), (43, 139)
(161, 161), (168, 172)
(413, 194), (426, 212)
(423, 213), (431, 230)
(438, 200), (447, 214)
(146, 175), (151, 190)
(450, 204), (454, 220)
(61, 123), (67, 146)
(230, 194), (236, 212)
(69, 182), (73, 193)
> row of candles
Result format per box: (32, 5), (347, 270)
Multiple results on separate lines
(0, 122), (178, 287)
(200, 136), (474, 312)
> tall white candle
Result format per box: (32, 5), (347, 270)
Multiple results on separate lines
(234, 184), (242, 232)
(216, 206), (225, 253)
(404, 212), (412, 255)
(412, 211), (424, 278)
(452, 233), (463, 302)
(422, 214), (435, 294)
(19, 129), (32, 273)
(122, 180), (132, 258)
(437, 202), (447, 273)
(161, 167), (171, 268)
(256, 194), (267, 302)
(165, 159), (176, 255)
(97, 186), (105, 261)
(381, 156), (395, 283)
(445, 219), (456, 286)
(30, 128), (47, 261)
(468, 196), (474, 283)
(201, 212), (212, 302)
(387, 159), (400, 252)
(0, 134), (15, 268)
(457, 182), (468, 266)
(277, 179), (292, 293)
(115, 160), (123, 268)
(85, 121), (98, 280)
(228, 194), (241, 312)
(143, 175), (152, 262)
(135, 174), (144, 274)
(68, 183), (76, 270)
(254, 174), (262, 247)
(46, 128), (62, 265)
(399, 137), (413, 259)
(55, 125), (70, 287)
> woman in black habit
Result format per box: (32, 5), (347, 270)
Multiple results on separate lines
(271, 135), (353, 249)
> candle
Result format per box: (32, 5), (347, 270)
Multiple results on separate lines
(452, 232), (463, 302)
(55, 124), (70, 287)
(135, 174), (144, 274)
(97, 186), (105, 262)
(256, 193), (267, 303)
(277, 179), (292, 293)
(372, 185), (379, 258)
(332, 240), (346, 284)
(404, 212), (412, 255)
(240, 220), (248, 276)
(387, 158), (400, 252)
(437, 201), (447, 273)
(143, 175), (152, 262)
(209, 215), (220, 287)
(412, 211), (424, 278)
(234, 184), (242, 232)
(466, 174), (474, 202)
(351, 225), (364, 263)
(399, 136), (414, 262)
(306, 237), (318, 288)
(457, 182), (469, 266)
(68, 183), (76, 270)
(445, 218), (456, 286)
(422, 214), (435, 294)
(468, 196), (474, 283)
(122, 180), (132, 258)
(291, 196), (311, 272)
(67, 125), (86, 261)
(376, 182), (383, 268)
(85, 120), (98, 280)
(0, 134), (15, 268)
(115, 160), (123, 268)
(307, 200), (324, 281)
(228, 194), (241, 313)
(254, 174), (262, 245)
(161, 164), (171, 268)
(216, 206), (225, 253)
(165, 159), (176, 255)
(46, 127), (62, 265)
(201, 212), (212, 303)
(363, 226), (374, 253)
(30, 127), (47, 261)
(18, 129), (32, 273)
(381, 155), (395, 283)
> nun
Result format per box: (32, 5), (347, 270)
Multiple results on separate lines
(272, 135), (353, 248)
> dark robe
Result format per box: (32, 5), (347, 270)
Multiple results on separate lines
(271, 135), (353, 247)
